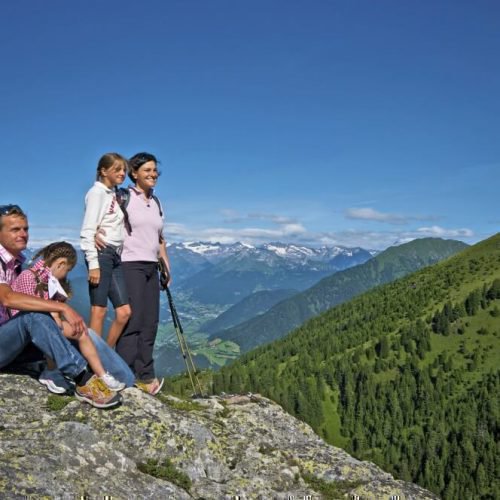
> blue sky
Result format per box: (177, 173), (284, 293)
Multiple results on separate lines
(1, 1), (498, 250)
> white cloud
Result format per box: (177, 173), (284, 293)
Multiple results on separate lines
(164, 220), (475, 250)
(165, 221), (307, 245)
(219, 208), (240, 221)
(282, 223), (307, 235)
(27, 226), (80, 249)
(165, 222), (194, 238)
(345, 207), (404, 224)
(221, 209), (298, 225)
(248, 213), (298, 225)
(313, 226), (475, 250)
(345, 207), (439, 225)
(26, 215), (476, 253)
(416, 226), (474, 238)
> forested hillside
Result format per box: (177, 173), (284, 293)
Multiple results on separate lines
(211, 237), (468, 352)
(201, 288), (298, 334)
(212, 234), (500, 499)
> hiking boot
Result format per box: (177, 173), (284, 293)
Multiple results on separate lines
(39, 369), (72, 394)
(135, 377), (164, 396)
(75, 375), (122, 408)
(100, 372), (126, 392)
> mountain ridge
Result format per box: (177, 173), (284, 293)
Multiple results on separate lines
(211, 233), (500, 498)
(201, 288), (298, 334)
(176, 242), (374, 306)
(210, 237), (468, 352)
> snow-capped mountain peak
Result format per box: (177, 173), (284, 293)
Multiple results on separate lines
(182, 242), (224, 255)
(169, 241), (256, 262)
(263, 242), (316, 260)
(167, 241), (376, 268)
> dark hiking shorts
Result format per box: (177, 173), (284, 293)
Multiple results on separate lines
(88, 245), (129, 308)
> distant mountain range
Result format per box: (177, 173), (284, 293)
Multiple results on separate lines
(208, 238), (468, 352)
(21, 241), (375, 340)
(170, 241), (375, 305)
(169, 241), (378, 264)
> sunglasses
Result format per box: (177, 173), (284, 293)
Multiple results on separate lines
(0, 204), (25, 216)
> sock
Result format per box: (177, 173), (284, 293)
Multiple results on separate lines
(75, 367), (94, 386)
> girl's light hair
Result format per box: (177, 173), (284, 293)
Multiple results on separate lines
(96, 152), (128, 181)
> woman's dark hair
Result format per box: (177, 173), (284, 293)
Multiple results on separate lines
(127, 152), (160, 183)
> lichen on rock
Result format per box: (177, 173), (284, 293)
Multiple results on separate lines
(0, 374), (436, 499)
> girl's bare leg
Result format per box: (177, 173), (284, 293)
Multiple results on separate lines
(106, 304), (132, 348)
(89, 305), (107, 336)
(78, 334), (106, 377)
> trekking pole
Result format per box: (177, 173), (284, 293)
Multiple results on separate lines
(159, 258), (204, 397)
(163, 284), (204, 398)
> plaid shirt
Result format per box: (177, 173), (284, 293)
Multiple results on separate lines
(0, 243), (25, 325)
(9, 259), (52, 316)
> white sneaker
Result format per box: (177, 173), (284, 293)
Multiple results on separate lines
(100, 372), (126, 392)
(39, 377), (67, 394)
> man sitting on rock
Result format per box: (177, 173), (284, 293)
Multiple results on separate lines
(0, 204), (131, 408)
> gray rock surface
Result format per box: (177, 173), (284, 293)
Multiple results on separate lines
(0, 374), (437, 499)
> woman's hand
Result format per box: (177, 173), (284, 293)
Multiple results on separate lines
(88, 268), (100, 286)
(159, 269), (172, 290)
(166, 271), (172, 287)
(158, 257), (172, 290)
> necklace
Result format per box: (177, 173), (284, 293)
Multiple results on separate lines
(138, 190), (151, 206)
(133, 186), (152, 207)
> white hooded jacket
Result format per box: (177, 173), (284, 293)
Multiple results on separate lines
(80, 182), (124, 269)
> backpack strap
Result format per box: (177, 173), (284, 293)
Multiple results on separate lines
(0, 259), (12, 319)
(116, 187), (163, 235)
(2, 259), (25, 319)
(115, 187), (132, 235)
(152, 194), (163, 217)
(30, 269), (48, 298)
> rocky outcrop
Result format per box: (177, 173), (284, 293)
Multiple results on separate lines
(0, 374), (436, 499)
